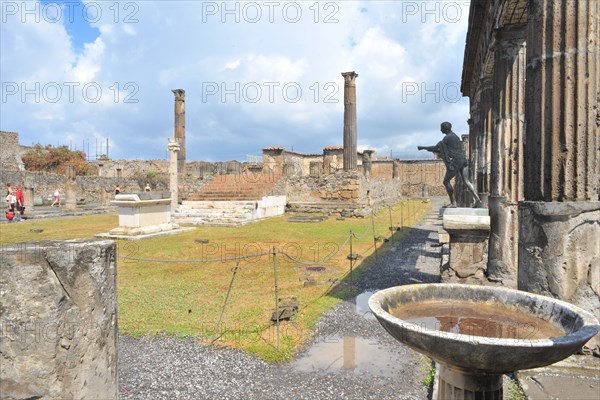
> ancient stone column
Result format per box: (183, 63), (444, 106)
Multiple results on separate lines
(519, 0), (600, 354)
(168, 138), (181, 211)
(342, 71), (359, 171)
(524, 0), (599, 201)
(172, 89), (186, 172)
(478, 78), (493, 198)
(455, 135), (471, 207)
(488, 25), (526, 288)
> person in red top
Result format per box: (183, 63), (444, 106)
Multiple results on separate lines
(15, 185), (25, 221)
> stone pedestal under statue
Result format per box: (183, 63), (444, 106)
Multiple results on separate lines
(441, 208), (490, 284)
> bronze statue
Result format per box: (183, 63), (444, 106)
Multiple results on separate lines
(418, 122), (481, 207)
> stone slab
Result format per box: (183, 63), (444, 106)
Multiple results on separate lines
(96, 227), (195, 241)
(442, 207), (489, 217)
(516, 355), (600, 400)
(443, 215), (491, 231)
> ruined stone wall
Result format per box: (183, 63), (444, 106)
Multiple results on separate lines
(397, 160), (447, 197)
(0, 240), (118, 399)
(361, 177), (403, 207)
(285, 171), (401, 207)
(285, 171), (361, 203)
(93, 159), (169, 178)
(371, 161), (394, 179)
(0, 170), (163, 206)
(0, 131), (24, 172)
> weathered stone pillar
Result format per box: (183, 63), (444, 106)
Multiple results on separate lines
(362, 150), (374, 177)
(0, 240), (118, 399)
(64, 166), (77, 210)
(488, 25), (526, 287)
(342, 71), (358, 171)
(392, 160), (400, 180)
(23, 187), (34, 211)
(519, 0), (600, 354)
(168, 138), (181, 211)
(172, 89), (186, 172)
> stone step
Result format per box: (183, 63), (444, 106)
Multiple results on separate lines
(174, 212), (251, 219)
(188, 173), (283, 202)
(172, 215), (254, 226)
(181, 200), (258, 207)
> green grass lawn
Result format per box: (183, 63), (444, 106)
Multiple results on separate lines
(1, 200), (432, 362)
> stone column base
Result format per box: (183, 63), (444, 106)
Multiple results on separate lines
(518, 201), (600, 355)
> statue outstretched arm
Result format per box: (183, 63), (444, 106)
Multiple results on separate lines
(417, 145), (439, 152)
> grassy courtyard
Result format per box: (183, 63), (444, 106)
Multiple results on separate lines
(1, 200), (431, 362)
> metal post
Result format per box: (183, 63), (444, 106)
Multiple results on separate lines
(273, 247), (280, 350)
(349, 232), (354, 283)
(212, 264), (240, 342)
(388, 206), (394, 244)
(371, 212), (378, 260)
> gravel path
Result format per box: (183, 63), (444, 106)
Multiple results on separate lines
(118, 198), (444, 400)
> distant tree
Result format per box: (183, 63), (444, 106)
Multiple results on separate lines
(21, 144), (96, 175)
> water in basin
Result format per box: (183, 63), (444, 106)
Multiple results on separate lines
(390, 300), (565, 340)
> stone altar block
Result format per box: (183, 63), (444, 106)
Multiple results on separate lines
(97, 192), (193, 239)
(441, 208), (490, 283)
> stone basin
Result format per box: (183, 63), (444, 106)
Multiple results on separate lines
(368, 284), (599, 375)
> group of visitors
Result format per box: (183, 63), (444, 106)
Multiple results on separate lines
(5, 184), (25, 223)
(4, 184), (63, 222)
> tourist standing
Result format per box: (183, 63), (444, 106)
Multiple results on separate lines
(5, 188), (16, 222)
(144, 183), (151, 192)
(51, 187), (61, 207)
(14, 185), (24, 221)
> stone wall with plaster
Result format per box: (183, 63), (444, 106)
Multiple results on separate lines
(0, 239), (118, 399)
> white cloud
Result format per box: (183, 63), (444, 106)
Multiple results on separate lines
(224, 59), (241, 70)
(1, 0), (471, 161)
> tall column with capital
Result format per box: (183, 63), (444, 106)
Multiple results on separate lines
(488, 25), (526, 288)
(519, 0), (599, 354)
(172, 89), (186, 172)
(342, 72), (358, 171)
(168, 138), (181, 211)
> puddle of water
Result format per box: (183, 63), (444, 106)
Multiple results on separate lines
(354, 291), (376, 320)
(290, 335), (411, 378)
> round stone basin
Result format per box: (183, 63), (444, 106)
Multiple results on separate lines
(368, 284), (599, 374)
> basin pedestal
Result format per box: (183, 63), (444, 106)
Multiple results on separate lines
(436, 364), (502, 399)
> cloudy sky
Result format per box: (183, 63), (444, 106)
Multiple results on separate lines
(1, 0), (471, 162)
